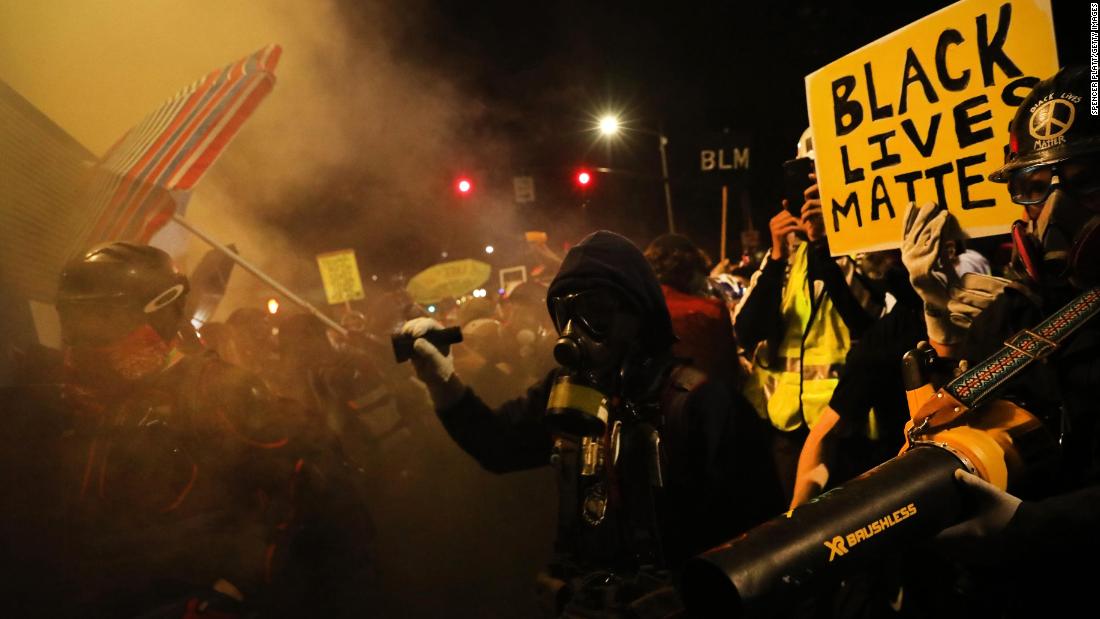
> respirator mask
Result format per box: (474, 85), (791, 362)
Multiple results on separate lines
(1008, 159), (1100, 289)
(544, 289), (639, 438)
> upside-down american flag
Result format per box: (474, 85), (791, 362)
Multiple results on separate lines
(75, 44), (281, 249)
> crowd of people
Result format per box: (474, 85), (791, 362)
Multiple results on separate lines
(2, 65), (1099, 618)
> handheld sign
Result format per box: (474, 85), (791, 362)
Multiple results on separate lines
(499, 265), (528, 296)
(316, 249), (366, 305)
(806, 0), (1057, 256)
(406, 259), (492, 305)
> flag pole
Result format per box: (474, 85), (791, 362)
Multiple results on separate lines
(171, 214), (347, 336)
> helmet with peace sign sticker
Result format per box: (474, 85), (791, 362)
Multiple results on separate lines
(990, 66), (1100, 182)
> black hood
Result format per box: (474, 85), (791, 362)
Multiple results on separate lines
(547, 230), (676, 355)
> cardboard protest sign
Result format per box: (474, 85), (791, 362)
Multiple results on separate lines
(316, 249), (365, 304)
(806, 0), (1057, 256)
(499, 265), (528, 296)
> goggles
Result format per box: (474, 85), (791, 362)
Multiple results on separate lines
(550, 290), (624, 339)
(1008, 158), (1100, 205)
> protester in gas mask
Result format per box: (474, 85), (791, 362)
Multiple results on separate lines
(904, 66), (1100, 616)
(401, 230), (780, 618)
(0, 242), (373, 618)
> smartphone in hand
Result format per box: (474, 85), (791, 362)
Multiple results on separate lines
(781, 157), (815, 218)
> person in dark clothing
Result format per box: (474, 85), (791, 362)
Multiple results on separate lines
(401, 230), (781, 618)
(787, 299), (926, 508)
(0, 243), (372, 618)
(787, 250), (1005, 509)
(918, 66), (1100, 616)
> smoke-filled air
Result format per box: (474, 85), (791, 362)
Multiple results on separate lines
(1, 2), (1094, 619)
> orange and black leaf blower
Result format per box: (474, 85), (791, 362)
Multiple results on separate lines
(681, 288), (1100, 618)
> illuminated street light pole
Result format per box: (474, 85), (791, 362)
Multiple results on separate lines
(598, 114), (676, 233)
(657, 133), (674, 233)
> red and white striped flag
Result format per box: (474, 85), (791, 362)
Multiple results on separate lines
(77, 44), (281, 248)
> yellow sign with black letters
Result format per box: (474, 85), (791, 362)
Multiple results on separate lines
(316, 249), (365, 305)
(806, 0), (1058, 256)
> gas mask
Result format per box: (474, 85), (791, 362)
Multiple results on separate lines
(985, 67), (1100, 289)
(1009, 163), (1100, 289)
(544, 289), (640, 438)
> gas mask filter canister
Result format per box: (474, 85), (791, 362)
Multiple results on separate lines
(545, 372), (610, 438)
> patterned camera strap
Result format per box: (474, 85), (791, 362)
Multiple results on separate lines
(947, 287), (1100, 409)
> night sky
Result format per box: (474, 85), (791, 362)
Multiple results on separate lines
(277, 0), (1084, 279)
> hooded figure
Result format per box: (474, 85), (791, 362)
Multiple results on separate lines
(402, 231), (780, 618)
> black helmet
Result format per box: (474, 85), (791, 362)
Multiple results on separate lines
(57, 242), (189, 345)
(989, 66), (1100, 182)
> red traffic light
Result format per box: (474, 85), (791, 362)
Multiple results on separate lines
(456, 177), (473, 194)
(576, 170), (592, 187)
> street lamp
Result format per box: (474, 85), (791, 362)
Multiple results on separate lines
(599, 115), (620, 136)
(595, 114), (676, 233)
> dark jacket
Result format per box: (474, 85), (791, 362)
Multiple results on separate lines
(436, 231), (782, 574)
(959, 286), (1100, 616)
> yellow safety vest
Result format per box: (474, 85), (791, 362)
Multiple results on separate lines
(744, 243), (852, 432)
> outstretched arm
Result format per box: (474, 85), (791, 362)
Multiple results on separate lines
(402, 317), (554, 474)
(435, 374), (556, 474)
(790, 407), (843, 509)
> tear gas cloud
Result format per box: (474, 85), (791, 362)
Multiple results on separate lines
(0, 0), (522, 317)
(0, 4), (556, 614)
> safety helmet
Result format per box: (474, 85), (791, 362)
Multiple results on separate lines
(989, 66), (1100, 182)
(796, 127), (815, 160)
(57, 242), (189, 345)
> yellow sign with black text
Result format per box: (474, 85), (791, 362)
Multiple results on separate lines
(806, 0), (1058, 256)
(316, 249), (365, 305)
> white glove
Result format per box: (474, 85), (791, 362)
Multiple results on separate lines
(936, 469), (1022, 565)
(901, 202), (963, 344)
(400, 317), (455, 385)
(947, 273), (1018, 329)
